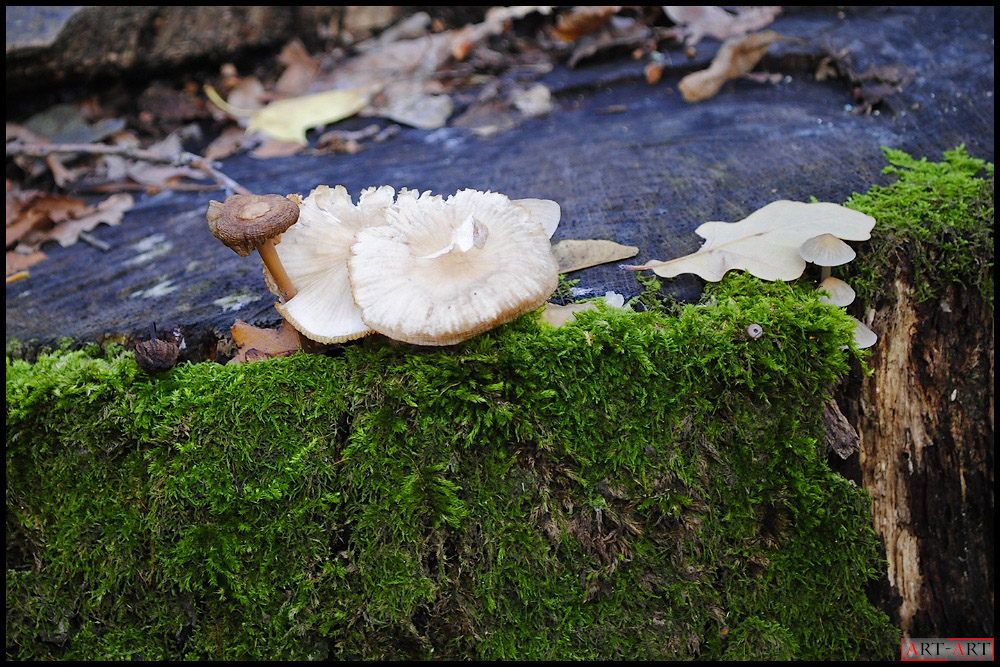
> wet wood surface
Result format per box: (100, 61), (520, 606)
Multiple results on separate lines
(7, 7), (993, 351)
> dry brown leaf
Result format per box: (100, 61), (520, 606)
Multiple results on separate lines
(551, 239), (639, 273)
(226, 78), (268, 117)
(123, 133), (205, 186)
(250, 138), (304, 160)
(567, 15), (650, 68)
(6, 248), (47, 277)
(6, 191), (90, 247)
(678, 31), (781, 103)
(44, 193), (134, 247)
(663, 6), (781, 46)
(339, 6), (404, 44)
(552, 6), (621, 42)
(541, 301), (599, 327)
(274, 39), (319, 97)
(229, 318), (302, 364)
(202, 126), (248, 161)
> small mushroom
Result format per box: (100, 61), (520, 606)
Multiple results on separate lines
(816, 276), (856, 307)
(851, 317), (878, 349)
(207, 193), (300, 301)
(348, 188), (559, 345)
(269, 185), (397, 344)
(799, 233), (857, 281)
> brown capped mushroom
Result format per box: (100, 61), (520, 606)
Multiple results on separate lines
(348, 188), (559, 346)
(207, 193), (300, 301)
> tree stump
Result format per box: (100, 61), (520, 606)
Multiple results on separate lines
(838, 256), (994, 637)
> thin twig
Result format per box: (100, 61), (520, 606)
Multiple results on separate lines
(77, 231), (111, 252)
(6, 141), (252, 196)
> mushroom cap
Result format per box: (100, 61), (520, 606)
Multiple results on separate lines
(798, 233), (857, 267)
(816, 276), (856, 307)
(271, 185), (396, 344)
(851, 317), (878, 349)
(207, 193), (299, 257)
(348, 188), (559, 345)
(511, 198), (561, 238)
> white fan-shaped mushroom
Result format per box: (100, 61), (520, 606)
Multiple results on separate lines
(270, 184), (397, 343)
(348, 188), (559, 345)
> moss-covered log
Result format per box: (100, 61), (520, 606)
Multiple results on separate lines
(7, 276), (899, 660)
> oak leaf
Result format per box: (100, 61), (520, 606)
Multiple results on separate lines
(626, 200), (875, 281)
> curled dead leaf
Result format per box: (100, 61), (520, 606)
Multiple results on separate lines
(678, 31), (782, 103)
(229, 318), (302, 364)
(552, 6), (620, 42)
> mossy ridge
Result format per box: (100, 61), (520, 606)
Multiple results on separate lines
(844, 145), (994, 308)
(6, 273), (898, 660)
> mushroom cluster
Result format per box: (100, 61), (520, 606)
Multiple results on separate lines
(209, 186), (561, 347)
(798, 232), (877, 349)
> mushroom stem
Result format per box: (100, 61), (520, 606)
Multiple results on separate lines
(257, 239), (317, 352)
(820, 265), (832, 282)
(257, 239), (298, 302)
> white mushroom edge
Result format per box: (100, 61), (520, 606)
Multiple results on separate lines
(347, 188), (561, 346)
(269, 184), (396, 344)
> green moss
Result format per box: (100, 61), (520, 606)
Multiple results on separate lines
(7, 273), (898, 660)
(844, 145), (994, 308)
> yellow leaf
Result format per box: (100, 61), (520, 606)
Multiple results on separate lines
(551, 239), (638, 274)
(246, 88), (374, 145)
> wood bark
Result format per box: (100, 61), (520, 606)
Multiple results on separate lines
(836, 258), (994, 637)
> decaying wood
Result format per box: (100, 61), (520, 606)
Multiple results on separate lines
(823, 399), (860, 459)
(847, 262), (994, 637)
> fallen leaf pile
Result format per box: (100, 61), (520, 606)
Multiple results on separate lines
(6, 186), (134, 278)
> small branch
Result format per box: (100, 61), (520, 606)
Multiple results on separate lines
(78, 231), (112, 252)
(6, 141), (252, 196)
